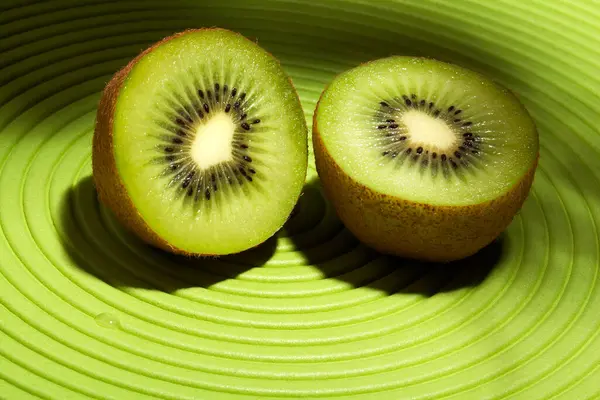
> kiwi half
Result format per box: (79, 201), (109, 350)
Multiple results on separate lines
(313, 56), (538, 262)
(93, 28), (307, 256)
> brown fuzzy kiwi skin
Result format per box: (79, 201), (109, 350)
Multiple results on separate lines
(312, 103), (538, 263)
(92, 28), (305, 257)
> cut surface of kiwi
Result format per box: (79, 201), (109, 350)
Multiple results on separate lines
(313, 56), (538, 262)
(93, 28), (307, 256)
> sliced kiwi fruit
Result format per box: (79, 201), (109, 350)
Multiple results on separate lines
(313, 56), (539, 262)
(93, 28), (307, 256)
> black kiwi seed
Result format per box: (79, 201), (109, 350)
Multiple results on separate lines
(241, 122), (251, 131)
(231, 88), (238, 97)
(253, 119), (260, 124)
(463, 121), (473, 127)
(416, 147), (423, 154)
(411, 94), (417, 99)
(240, 144), (248, 149)
(223, 85), (228, 93)
(249, 168), (256, 174)
(386, 119), (395, 123)
(448, 106), (455, 112)
(234, 101), (241, 108)
(382, 151), (390, 156)
(454, 151), (462, 159)
(187, 187), (194, 196)
(176, 129), (186, 137)
(454, 119), (461, 123)
(245, 175), (253, 182)
(432, 152), (437, 159)
(203, 103), (209, 113)
(399, 136), (407, 141)
(241, 113), (247, 120)
(434, 110), (441, 117)
(197, 110), (204, 119)
(225, 104), (231, 113)
(378, 125), (387, 129)
(454, 109), (462, 115)
(205, 189), (211, 200)
(176, 118), (185, 126)
(380, 101), (389, 107)
(405, 98), (412, 106)
(182, 173), (193, 189)
(243, 155), (252, 162)
(463, 132), (473, 138)
(170, 164), (178, 170)
(165, 147), (174, 153)
(239, 93), (247, 100)
(406, 148), (413, 154)
(389, 124), (399, 129)
(172, 138), (183, 144)
(441, 154), (447, 161)
(450, 159), (458, 168)
(198, 89), (204, 98)
(429, 102), (434, 109)
(215, 83), (220, 91)
(206, 90), (212, 99)
(420, 100), (426, 106)
(239, 168), (247, 176)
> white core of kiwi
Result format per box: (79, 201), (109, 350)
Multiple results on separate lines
(191, 112), (236, 170)
(401, 110), (457, 150)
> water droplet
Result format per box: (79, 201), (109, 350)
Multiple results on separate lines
(95, 313), (121, 329)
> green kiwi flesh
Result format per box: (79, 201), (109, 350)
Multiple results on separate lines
(313, 56), (538, 262)
(93, 28), (308, 256)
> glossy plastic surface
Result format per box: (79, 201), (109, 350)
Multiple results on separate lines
(1, 1), (599, 399)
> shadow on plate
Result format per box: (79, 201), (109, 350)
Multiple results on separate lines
(60, 176), (267, 292)
(60, 176), (501, 297)
(285, 178), (504, 297)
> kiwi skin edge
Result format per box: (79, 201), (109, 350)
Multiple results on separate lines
(312, 100), (538, 263)
(92, 28), (305, 257)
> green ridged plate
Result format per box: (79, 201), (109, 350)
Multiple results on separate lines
(1, 1), (599, 399)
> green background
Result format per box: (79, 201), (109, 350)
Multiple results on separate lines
(1, 1), (599, 399)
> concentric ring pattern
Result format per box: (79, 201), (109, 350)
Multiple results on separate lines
(1, 1), (599, 399)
